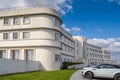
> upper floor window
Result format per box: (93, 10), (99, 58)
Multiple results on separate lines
(23, 32), (29, 39)
(55, 19), (60, 26)
(24, 49), (34, 61)
(4, 18), (10, 25)
(55, 33), (61, 41)
(11, 50), (20, 60)
(3, 33), (9, 40)
(0, 50), (6, 59)
(23, 16), (30, 24)
(13, 32), (18, 39)
(13, 17), (20, 25)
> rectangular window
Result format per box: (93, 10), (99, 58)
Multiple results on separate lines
(3, 33), (9, 40)
(55, 33), (61, 41)
(4, 18), (10, 25)
(25, 49), (34, 61)
(23, 32), (29, 39)
(55, 19), (60, 26)
(0, 50), (6, 59)
(55, 54), (61, 61)
(23, 16), (30, 24)
(11, 50), (20, 60)
(13, 17), (20, 25)
(13, 32), (18, 39)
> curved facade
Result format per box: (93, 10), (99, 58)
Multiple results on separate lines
(0, 7), (64, 70)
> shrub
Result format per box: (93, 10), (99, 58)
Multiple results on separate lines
(61, 62), (83, 69)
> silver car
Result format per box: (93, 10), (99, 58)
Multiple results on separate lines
(81, 64), (120, 80)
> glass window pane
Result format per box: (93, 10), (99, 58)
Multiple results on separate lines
(23, 32), (29, 39)
(4, 18), (10, 25)
(13, 32), (18, 39)
(3, 33), (9, 40)
(25, 49), (34, 61)
(12, 50), (20, 59)
(2, 50), (6, 58)
(23, 17), (30, 24)
(13, 17), (20, 25)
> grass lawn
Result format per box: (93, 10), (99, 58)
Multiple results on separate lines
(0, 70), (76, 80)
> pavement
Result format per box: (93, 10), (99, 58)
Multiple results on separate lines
(70, 70), (113, 80)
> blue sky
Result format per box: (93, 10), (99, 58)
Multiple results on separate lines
(61, 0), (120, 63)
(0, 0), (120, 64)
(62, 0), (120, 38)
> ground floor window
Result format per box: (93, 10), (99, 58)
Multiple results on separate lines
(0, 50), (6, 58)
(24, 49), (34, 61)
(55, 54), (61, 61)
(11, 50), (20, 59)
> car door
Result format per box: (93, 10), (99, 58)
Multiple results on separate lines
(93, 64), (110, 77)
(107, 65), (120, 78)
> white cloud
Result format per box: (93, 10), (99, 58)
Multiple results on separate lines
(71, 27), (82, 35)
(96, 29), (103, 32)
(61, 24), (82, 35)
(94, 0), (120, 5)
(88, 38), (120, 63)
(61, 24), (71, 32)
(0, 0), (73, 15)
(88, 38), (120, 52)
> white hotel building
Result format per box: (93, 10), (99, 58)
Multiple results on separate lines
(0, 7), (116, 72)
(73, 36), (117, 66)
(0, 7), (75, 71)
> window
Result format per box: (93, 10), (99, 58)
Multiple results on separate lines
(55, 54), (61, 61)
(13, 17), (20, 25)
(13, 32), (18, 39)
(4, 18), (10, 25)
(11, 50), (20, 59)
(0, 50), (6, 59)
(23, 32), (29, 39)
(25, 49), (34, 61)
(55, 33), (61, 41)
(23, 16), (30, 24)
(3, 33), (9, 40)
(55, 19), (60, 26)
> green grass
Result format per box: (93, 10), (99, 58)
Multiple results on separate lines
(0, 70), (76, 80)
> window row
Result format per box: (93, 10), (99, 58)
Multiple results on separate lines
(90, 61), (102, 65)
(87, 48), (103, 54)
(55, 33), (61, 41)
(3, 32), (30, 40)
(4, 16), (30, 26)
(0, 49), (34, 61)
(61, 58), (73, 62)
(90, 53), (103, 58)
(62, 35), (74, 46)
(62, 43), (74, 53)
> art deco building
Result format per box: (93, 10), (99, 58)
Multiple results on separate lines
(0, 7), (75, 70)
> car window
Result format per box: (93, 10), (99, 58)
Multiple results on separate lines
(96, 64), (107, 69)
(107, 65), (115, 69)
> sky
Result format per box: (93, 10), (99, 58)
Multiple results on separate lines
(0, 0), (120, 63)
(61, 0), (120, 64)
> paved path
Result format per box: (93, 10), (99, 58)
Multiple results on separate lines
(70, 70), (113, 80)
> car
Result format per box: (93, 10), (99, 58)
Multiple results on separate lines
(81, 64), (120, 80)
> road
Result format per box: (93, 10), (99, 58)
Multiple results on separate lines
(70, 70), (113, 80)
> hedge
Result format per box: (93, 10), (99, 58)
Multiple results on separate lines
(61, 62), (83, 69)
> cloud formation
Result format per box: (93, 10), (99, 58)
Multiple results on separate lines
(0, 0), (73, 15)
(62, 24), (82, 35)
(88, 38), (120, 52)
(95, 0), (120, 5)
(88, 38), (120, 63)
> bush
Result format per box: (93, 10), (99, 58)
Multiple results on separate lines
(61, 62), (83, 69)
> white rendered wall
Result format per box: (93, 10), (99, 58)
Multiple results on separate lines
(0, 58), (40, 75)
